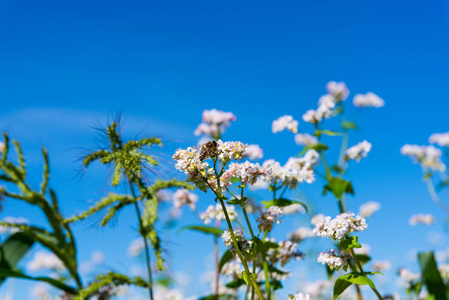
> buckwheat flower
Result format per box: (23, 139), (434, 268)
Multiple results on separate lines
(242, 144), (264, 160)
(353, 92), (384, 108)
(401, 144), (446, 171)
(269, 240), (304, 266)
(398, 268), (420, 282)
(295, 133), (318, 147)
(313, 212), (367, 241)
(220, 161), (270, 190)
(302, 109), (321, 124)
(289, 227), (314, 243)
(272, 115), (299, 134)
(409, 213), (434, 226)
(257, 206), (283, 232)
(200, 203), (237, 225)
(318, 94), (338, 106)
(173, 189), (198, 211)
(372, 260), (392, 272)
(317, 249), (352, 271)
(221, 227), (251, 254)
(221, 259), (243, 277)
(27, 251), (65, 272)
(127, 238), (145, 257)
(280, 203), (306, 214)
(345, 140), (372, 162)
(0, 216), (29, 235)
(429, 132), (449, 147)
(195, 109), (236, 138)
(173, 146), (211, 188)
(261, 159), (283, 182)
(216, 140), (247, 162)
(310, 214), (326, 227)
(326, 81), (349, 101)
(358, 201), (381, 218)
(288, 292), (311, 300)
(31, 283), (51, 299)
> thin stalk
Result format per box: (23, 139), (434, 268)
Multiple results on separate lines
(129, 181), (154, 300)
(422, 170), (449, 217)
(218, 198), (265, 300)
(338, 131), (349, 167)
(214, 234), (219, 300)
(350, 248), (384, 300)
(262, 231), (272, 300)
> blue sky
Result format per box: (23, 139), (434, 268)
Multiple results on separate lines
(1, 0), (449, 299)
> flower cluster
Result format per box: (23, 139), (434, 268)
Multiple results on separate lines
(288, 292), (312, 300)
(194, 109), (236, 139)
(345, 140), (372, 162)
(408, 213), (434, 226)
(257, 206), (283, 232)
(261, 149), (318, 189)
(326, 81), (349, 101)
(268, 240), (304, 266)
(372, 260), (392, 272)
(220, 161), (270, 190)
(317, 249), (352, 271)
(358, 201), (381, 218)
(310, 214), (326, 227)
(288, 227), (314, 243)
(353, 92), (385, 108)
(429, 132), (449, 147)
(221, 227), (251, 254)
(173, 189), (198, 211)
(280, 203), (306, 214)
(398, 268), (420, 283)
(401, 144), (446, 172)
(241, 144), (264, 160)
(220, 259), (243, 277)
(313, 212), (368, 241)
(272, 115), (299, 134)
(200, 203), (238, 225)
(302, 98), (335, 124)
(27, 251), (65, 272)
(294, 133), (318, 147)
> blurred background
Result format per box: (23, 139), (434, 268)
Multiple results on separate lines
(0, 0), (449, 298)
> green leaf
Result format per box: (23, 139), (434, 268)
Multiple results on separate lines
(271, 279), (283, 290)
(334, 272), (376, 300)
(323, 177), (354, 199)
(230, 177), (240, 183)
(338, 236), (361, 249)
(225, 278), (245, 288)
(242, 271), (250, 286)
(218, 250), (233, 273)
(227, 199), (241, 205)
(0, 268), (77, 294)
(260, 198), (308, 213)
(0, 232), (35, 269)
(341, 121), (358, 130)
(418, 251), (447, 300)
(356, 254), (371, 266)
(436, 180), (449, 192)
(313, 130), (341, 137)
(298, 142), (329, 156)
(178, 225), (223, 236)
(326, 265), (335, 279)
(198, 294), (227, 300)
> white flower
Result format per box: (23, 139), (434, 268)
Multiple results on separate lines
(302, 98), (336, 124)
(128, 238), (145, 257)
(302, 109), (321, 124)
(221, 259), (243, 276)
(358, 201), (381, 218)
(27, 251), (65, 272)
(272, 115), (299, 134)
(280, 203), (306, 215)
(173, 189), (198, 211)
(317, 249), (352, 271)
(372, 260), (391, 272)
(269, 240), (304, 266)
(220, 161), (270, 190)
(429, 132), (449, 147)
(398, 268), (420, 282)
(194, 109), (236, 138)
(0, 216), (29, 235)
(311, 214), (326, 227)
(31, 283), (51, 299)
(91, 250), (105, 265)
(221, 227), (251, 254)
(401, 144), (446, 171)
(345, 140), (372, 162)
(199, 203), (237, 225)
(288, 227), (314, 243)
(257, 206), (283, 232)
(242, 144), (264, 160)
(294, 133), (318, 147)
(353, 92), (385, 108)
(326, 81), (349, 100)
(288, 292), (311, 300)
(313, 212), (367, 241)
(409, 213), (434, 226)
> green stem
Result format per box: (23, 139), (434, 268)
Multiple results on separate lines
(338, 131), (349, 168)
(424, 175), (449, 217)
(350, 248), (384, 300)
(262, 231), (272, 300)
(129, 181), (154, 300)
(214, 234), (219, 300)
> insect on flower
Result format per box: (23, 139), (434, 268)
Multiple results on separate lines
(198, 140), (219, 161)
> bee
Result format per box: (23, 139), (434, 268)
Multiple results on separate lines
(198, 140), (219, 161)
